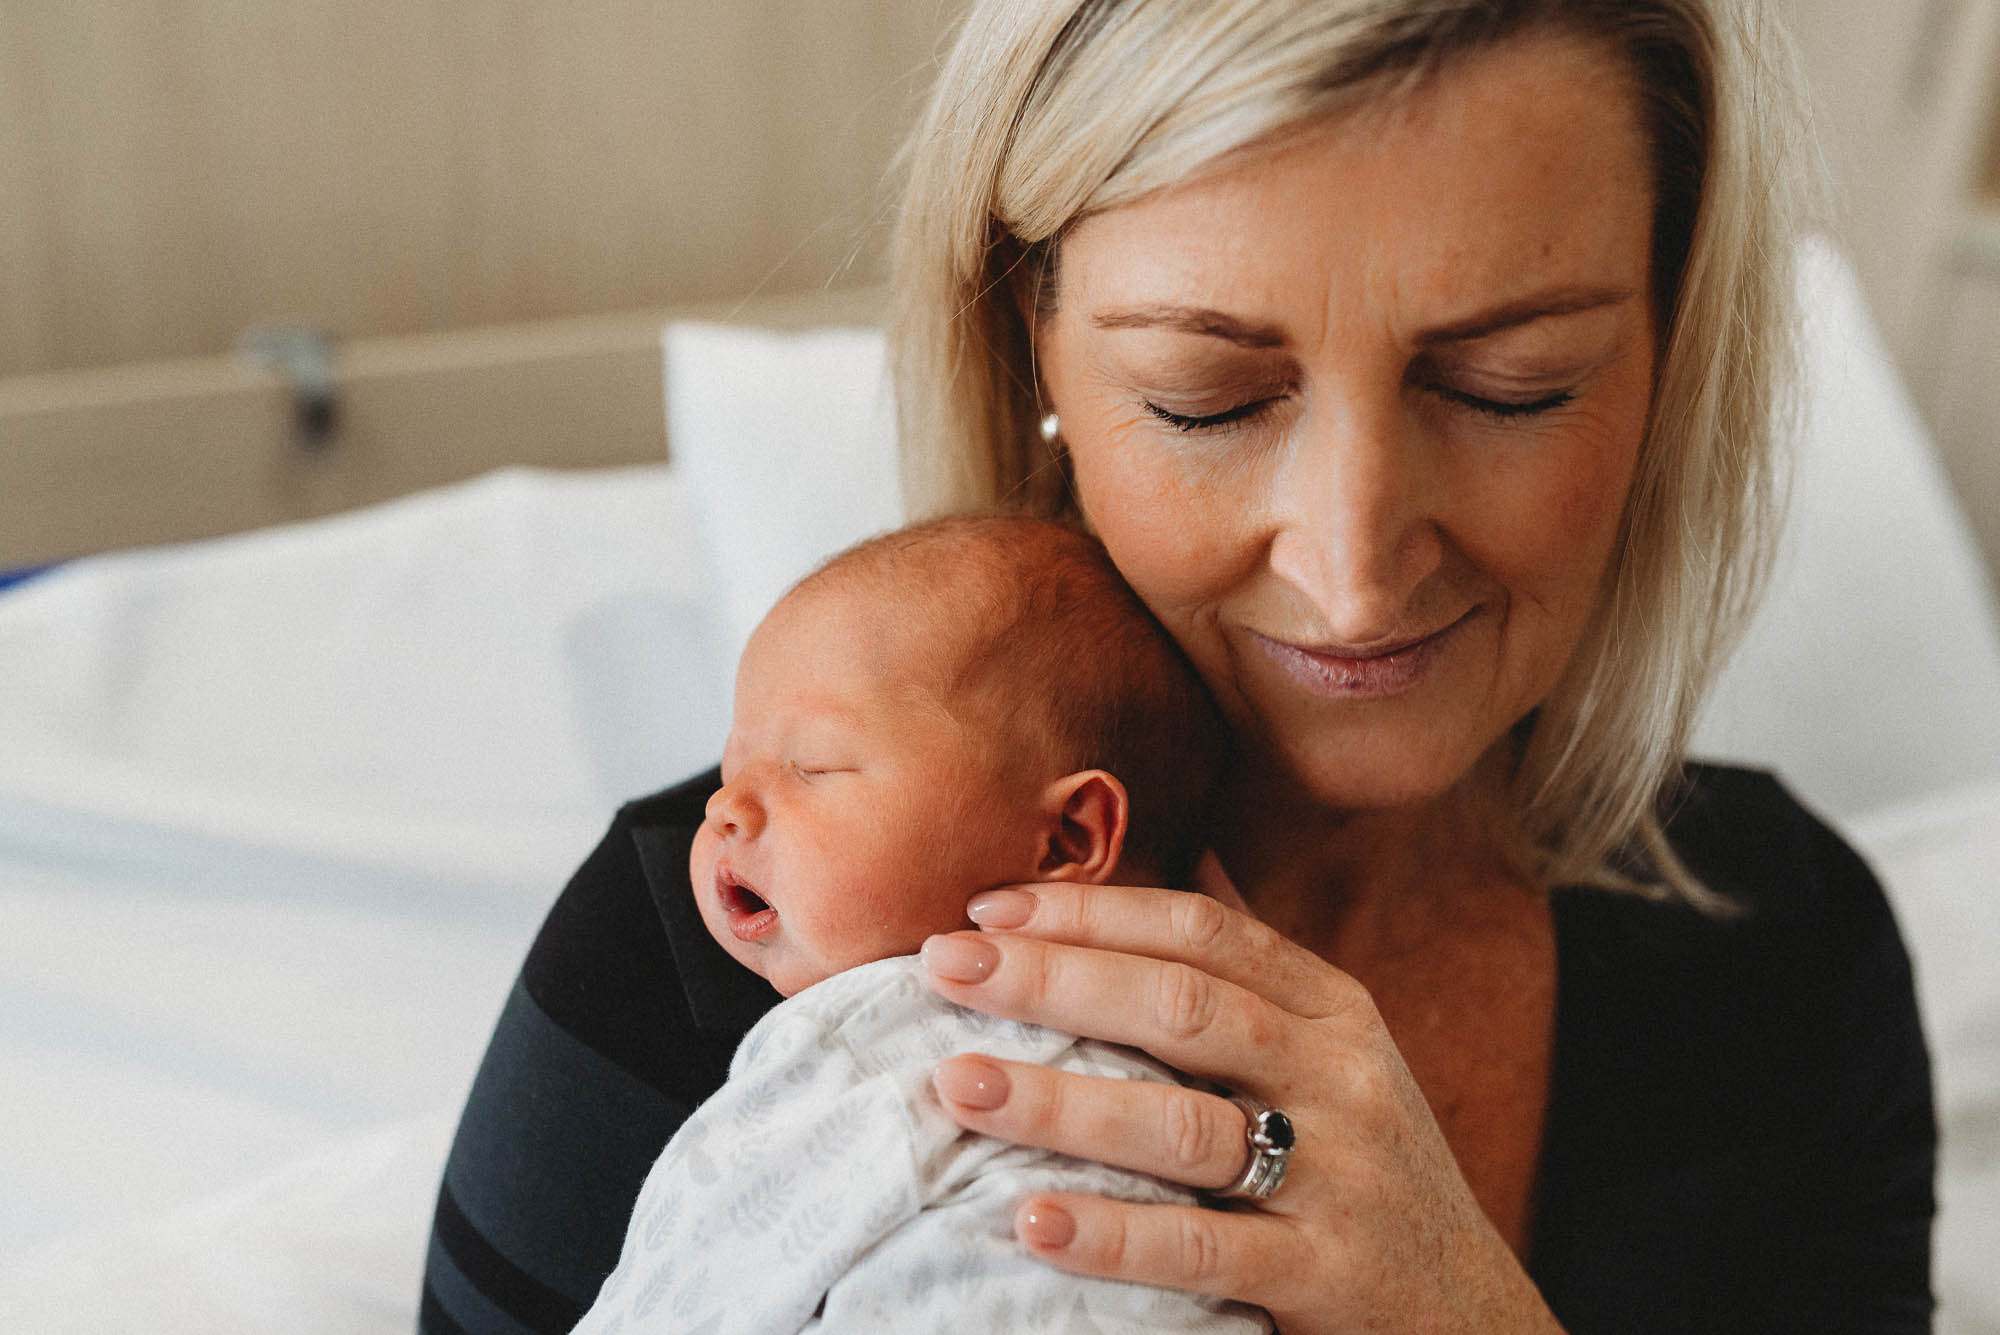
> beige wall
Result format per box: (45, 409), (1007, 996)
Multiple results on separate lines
(1775, 0), (1997, 349)
(1778, 0), (2000, 588)
(1985, 84), (2000, 201)
(5, 0), (1998, 585)
(0, 1), (963, 377)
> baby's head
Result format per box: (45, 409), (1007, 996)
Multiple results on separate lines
(691, 515), (1225, 997)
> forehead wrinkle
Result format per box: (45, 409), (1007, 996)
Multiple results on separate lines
(1090, 305), (1286, 348)
(1413, 287), (1639, 347)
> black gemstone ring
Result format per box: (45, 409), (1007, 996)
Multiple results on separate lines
(1216, 1096), (1295, 1201)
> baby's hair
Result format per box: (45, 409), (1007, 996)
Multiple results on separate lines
(794, 515), (1227, 888)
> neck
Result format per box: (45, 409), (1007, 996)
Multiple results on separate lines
(1209, 744), (1537, 963)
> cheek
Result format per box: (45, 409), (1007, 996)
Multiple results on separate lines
(1047, 342), (1239, 594)
(808, 778), (973, 933)
(688, 826), (723, 925)
(1460, 416), (1641, 625)
(1067, 426), (1250, 620)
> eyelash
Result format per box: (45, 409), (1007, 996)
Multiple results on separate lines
(1142, 386), (1577, 432)
(1430, 386), (1578, 420)
(1144, 398), (1273, 432)
(791, 763), (850, 780)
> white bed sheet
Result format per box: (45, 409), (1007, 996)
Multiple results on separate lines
(5, 779), (1995, 1335)
(0, 466), (741, 1266)
(1, 1114), (454, 1335)
(0, 321), (908, 1325)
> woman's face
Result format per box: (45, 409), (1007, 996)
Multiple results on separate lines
(1035, 32), (1658, 812)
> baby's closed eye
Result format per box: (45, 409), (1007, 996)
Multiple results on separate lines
(790, 760), (857, 779)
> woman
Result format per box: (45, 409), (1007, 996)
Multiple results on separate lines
(421, 2), (1935, 1332)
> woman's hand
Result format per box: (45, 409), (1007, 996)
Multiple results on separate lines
(919, 875), (1564, 1335)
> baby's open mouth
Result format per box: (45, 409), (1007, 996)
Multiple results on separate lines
(717, 867), (780, 943)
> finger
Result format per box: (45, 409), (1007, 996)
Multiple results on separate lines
(933, 1054), (1260, 1192)
(921, 932), (1308, 1090)
(966, 881), (1356, 1020)
(1014, 1193), (1310, 1314)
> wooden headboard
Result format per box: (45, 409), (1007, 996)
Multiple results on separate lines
(0, 1), (949, 567)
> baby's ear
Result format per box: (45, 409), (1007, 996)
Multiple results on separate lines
(1036, 770), (1129, 884)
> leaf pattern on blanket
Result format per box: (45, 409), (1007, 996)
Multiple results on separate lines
(568, 957), (1271, 1335)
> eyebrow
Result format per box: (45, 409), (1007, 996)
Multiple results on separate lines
(1089, 306), (1286, 348)
(1088, 285), (1638, 350)
(1413, 286), (1638, 345)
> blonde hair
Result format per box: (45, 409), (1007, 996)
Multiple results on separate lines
(889, 0), (1807, 909)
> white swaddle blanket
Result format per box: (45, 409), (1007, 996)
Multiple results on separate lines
(576, 957), (1271, 1335)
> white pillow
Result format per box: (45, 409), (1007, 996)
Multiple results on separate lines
(662, 322), (906, 669)
(0, 467), (738, 1256)
(0, 466), (733, 897)
(1693, 240), (2000, 820)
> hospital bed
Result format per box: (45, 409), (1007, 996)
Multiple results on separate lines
(1, 243), (1997, 1332)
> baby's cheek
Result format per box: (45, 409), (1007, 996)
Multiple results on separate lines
(850, 885), (944, 957)
(689, 822), (724, 878)
(687, 826), (731, 942)
(820, 874), (961, 970)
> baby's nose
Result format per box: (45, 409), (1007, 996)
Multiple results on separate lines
(705, 780), (762, 837)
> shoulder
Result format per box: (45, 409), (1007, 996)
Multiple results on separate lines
(730, 958), (964, 1081)
(1562, 761), (1904, 969)
(735, 958), (1181, 1093)
(1539, 783), (1936, 1325)
(547, 766), (718, 974)
(1554, 761), (1932, 1145)
(1664, 762), (1888, 937)
(518, 765), (768, 1100)
(428, 766), (747, 1330)
(740, 958), (1094, 1075)
(615, 764), (722, 834)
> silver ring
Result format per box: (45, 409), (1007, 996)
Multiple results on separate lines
(1214, 1096), (1295, 1201)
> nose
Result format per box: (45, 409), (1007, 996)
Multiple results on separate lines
(1267, 395), (1445, 644)
(705, 777), (763, 839)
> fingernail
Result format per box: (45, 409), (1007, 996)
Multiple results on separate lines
(1017, 1200), (1076, 1250)
(933, 1055), (1011, 1110)
(966, 888), (1035, 929)
(921, 933), (999, 983)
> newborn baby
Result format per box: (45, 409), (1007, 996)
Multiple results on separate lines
(573, 515), (1269, 1334)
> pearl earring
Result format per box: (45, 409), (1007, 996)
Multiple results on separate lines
(1038, 412), (1061, 444)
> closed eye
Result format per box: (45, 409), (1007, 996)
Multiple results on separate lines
(791, 762), (854, 779)
(1429, 385), (1577, 420)
(1143, 397), (1277, 432)
(1147, 385), (1575, 431)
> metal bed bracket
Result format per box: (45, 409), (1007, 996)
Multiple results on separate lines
(239, 325), (340, 451)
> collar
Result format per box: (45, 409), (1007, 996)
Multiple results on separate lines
(627, 768), (781, 1039)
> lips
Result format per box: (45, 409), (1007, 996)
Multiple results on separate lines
(1252, 609), (1475, 698)
(714, 863), (779, 942)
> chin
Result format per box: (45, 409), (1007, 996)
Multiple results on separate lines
(1261, 721), (1501, 815)
(1295, 763), (1464, 814)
